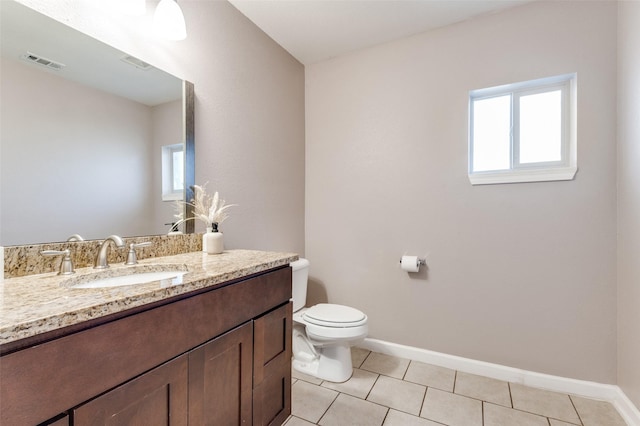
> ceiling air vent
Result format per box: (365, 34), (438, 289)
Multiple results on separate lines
(120, 55), (152, 70)
(20, 52), (65, 71)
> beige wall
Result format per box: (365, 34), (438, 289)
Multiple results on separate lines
(617, 0), (640, 408)
(306, 1), (618, 383)
(14, 0), (306, 255)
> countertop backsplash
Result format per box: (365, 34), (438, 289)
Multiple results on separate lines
(3, 233), (202, 279)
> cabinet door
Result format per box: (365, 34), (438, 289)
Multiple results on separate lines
(73, 355), (188, 426)
(189, 322), (253, 426)
(253, 302), (292, 426)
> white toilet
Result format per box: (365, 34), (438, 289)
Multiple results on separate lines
(290, 258), (368, 383)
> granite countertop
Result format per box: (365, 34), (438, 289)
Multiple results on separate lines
(0, 249), (298, 346)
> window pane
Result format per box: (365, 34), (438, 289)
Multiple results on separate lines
(472, 95), (511, 172)
(172, 149), (184, 192)
(519, 90), (562, 164)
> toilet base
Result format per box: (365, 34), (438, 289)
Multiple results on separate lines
(292, 344), (354, 383)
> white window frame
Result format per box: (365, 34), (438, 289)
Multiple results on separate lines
(468, 73), (577, 185)
(161, 143), (184, 201)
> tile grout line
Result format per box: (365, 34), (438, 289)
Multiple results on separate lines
(489, 400), (583, 426)
(315, 388), (340, 425)
(419, 385), (429, 420)
(482, 399), (485, 426)
(568, 394), (586, 426)
(508, 382), (514, 408)
(402, 359), (411, 380)
(365, 373), (382, 401)
(379, 407), (390, 426)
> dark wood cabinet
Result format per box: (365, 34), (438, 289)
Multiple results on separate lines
(1, 266), (292, 426)
(189, 322), (254, 425)
(73, 355), (188, 426)
(253, 303), (293, 426)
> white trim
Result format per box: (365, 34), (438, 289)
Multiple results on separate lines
(358, 338), (640, 426)
(471, 73), (576, 98)
(468, 73), (577, 185)
(615, 388), (640, 426)
(468, 166), (577, 185)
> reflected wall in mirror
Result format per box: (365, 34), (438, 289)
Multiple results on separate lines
(0, 1), (194, 246)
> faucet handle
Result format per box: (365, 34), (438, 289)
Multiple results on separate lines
(41, 249), (75, 275)
(125, 242), (153, 265)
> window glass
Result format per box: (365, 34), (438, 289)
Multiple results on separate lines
(519, 90), (562, 164)
(472, 95), (511, 172)
(172, 149), (184, 191)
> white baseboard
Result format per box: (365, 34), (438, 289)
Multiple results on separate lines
(359, 338), (640, 426)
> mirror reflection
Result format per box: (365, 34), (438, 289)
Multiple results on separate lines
(0, 1), (193, 246)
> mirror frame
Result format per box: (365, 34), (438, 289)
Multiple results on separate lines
(184, 81), (195, 234)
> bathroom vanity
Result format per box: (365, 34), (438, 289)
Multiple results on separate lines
(0, 250), (296, 425)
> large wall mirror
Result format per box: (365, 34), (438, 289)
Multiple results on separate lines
(0, 1), (195, 247)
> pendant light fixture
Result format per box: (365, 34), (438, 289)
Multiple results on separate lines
(153, 0), (187, 41)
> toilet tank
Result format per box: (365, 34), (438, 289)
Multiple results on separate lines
(290, 258), (310, 312)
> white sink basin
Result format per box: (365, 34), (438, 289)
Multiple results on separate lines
(62, 264), (189, 289)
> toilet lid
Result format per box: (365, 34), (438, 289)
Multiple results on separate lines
(302, 303), (367, 328)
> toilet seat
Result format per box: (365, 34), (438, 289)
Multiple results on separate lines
(296, 303), (368, 344)
(302, 303), (367, 328)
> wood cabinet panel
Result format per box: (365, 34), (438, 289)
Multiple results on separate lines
(73, 355), (188, 426)
(253, 358), (291, 426)
(253, 303), (292, 385)
(189, 322), (253, 426)
(253, 303), (292, 426)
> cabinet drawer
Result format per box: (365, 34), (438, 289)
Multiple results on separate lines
(253, 302), (292, 426)
(253, 302), (292, 385)
(253, 357), (291, 426)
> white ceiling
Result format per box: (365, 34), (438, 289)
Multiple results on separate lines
(228, 0), (535, 65)
(1, 1), (182, 106)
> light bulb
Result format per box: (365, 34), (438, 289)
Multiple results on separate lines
(153, 0), (187, 41)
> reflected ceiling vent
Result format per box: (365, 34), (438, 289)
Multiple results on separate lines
(20, 52), (65, 71)
(120, 55), (153, 70)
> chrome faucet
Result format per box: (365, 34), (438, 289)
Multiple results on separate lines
(41, 249), (75, 275)
(94, 235), (125, 269)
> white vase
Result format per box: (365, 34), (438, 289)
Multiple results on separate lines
(204, 223), (224, 255)
(202, 226), (212, 252)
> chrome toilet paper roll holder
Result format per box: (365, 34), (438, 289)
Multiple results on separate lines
(398, 257), (426, 266)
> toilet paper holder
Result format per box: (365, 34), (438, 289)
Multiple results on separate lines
(399, 257), (426, 266)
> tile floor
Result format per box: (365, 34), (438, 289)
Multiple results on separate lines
(286, 348), (627, 426)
